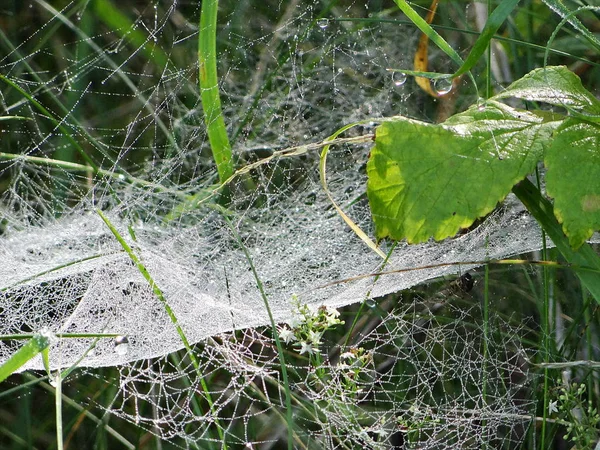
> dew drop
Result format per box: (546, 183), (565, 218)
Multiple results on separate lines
(392, 72), (407, 87)
(114, 335), (129, 355)
(433, 77), (453, 96)
(365, 299), (376, 308)
(316, 19), (328, 29)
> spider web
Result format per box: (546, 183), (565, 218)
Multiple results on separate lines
(0, 0), (588, 448)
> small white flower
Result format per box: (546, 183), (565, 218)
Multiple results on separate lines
(307, 330), (323, 346)
(340, 351), (355, 360)
(325, 312), (342, 327)
(548, 400), (559, 415)
(325, 306), (340, 318)
(278, 327), (296, 344)
(299, 341), (314, 355)
(288, 316), (303, 329)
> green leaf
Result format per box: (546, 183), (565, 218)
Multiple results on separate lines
(493, 66), (600, 116)
(545, 118), (600, 249)
(367, 101), (561, 243)
(0, 333), (50, 383)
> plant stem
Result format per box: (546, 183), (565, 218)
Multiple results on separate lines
(512, 179), (600, 303)
(224, 216), (295, 450)
(54, 372), (63, 450)
(198, 0), (234, 186)
(96, 210), (227, 447)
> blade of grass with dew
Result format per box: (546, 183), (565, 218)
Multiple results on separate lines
(540, 0), (600, 52)
(0, 73), (100, 172)
(0, 116), (31, 121)
(412, 0), (440, 97)
(512, 179), (600, 304)
(198, 0), (234, 186)
(223, 216), (295, 450)
(336, 17), (599, 69)
(393, 0), (464, 66)
(0, 333), (50, 383)
(453, 0), (520, 78)
(401, 0), (518, 93)
(392, 0), (477, 90)
(95, 209), (227, 447)
(0, 152), (185, 200)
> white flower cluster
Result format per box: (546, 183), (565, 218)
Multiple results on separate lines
(278, 295), (344, 355)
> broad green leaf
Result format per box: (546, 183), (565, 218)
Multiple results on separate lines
(367, 100), (561, 243)
(493, 66), (600, 115)
(0, 333), (50, 383)
(545, 118), (600, 249)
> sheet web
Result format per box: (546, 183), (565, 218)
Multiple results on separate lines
(0, 0), (562, 448)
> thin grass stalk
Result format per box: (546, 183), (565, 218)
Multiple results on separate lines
(198, 0), (234, 186)
(485, 0), (493, 98)
(343, 243), (396, 349)
(224, 216), (295, 450)
(482, 258), (490, 448)
(481, 21), (492, 445)
(535, 167), (552, 447)
(96, 210), (226, 447)
(54, 371), (63, 450)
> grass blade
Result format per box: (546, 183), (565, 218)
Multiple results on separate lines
(0, 333), (50, 383)
(198, 0), (234, 186)
(453, 0), (520, 78)
(512, 179), (600, 304)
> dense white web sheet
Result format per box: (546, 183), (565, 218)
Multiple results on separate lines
(0, 170), (552, 371)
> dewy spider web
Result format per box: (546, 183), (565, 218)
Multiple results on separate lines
(0, 1), (593, 448)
